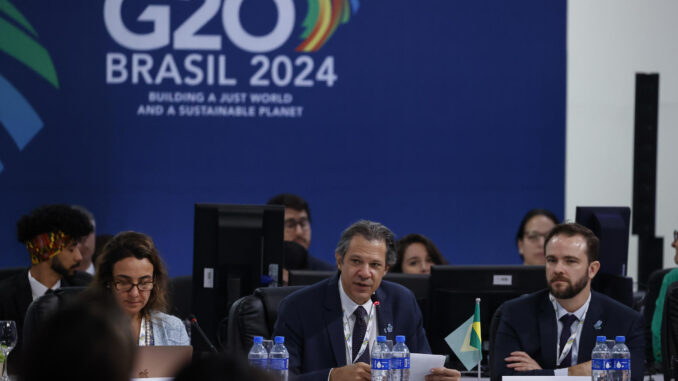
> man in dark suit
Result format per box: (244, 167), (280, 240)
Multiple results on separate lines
(0, 204), (93, 374)
(273, 220), (460, 381)
(493, 223), (644, 381)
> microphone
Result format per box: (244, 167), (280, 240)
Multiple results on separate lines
(371, 293), (380, 307)
(189, 314), (218, 353)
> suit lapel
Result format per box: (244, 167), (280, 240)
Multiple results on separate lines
(578, 292), (602, 362)
(375, 287), (394, 342)
(538, 293), (558, 368)
(324, 274), (347, 366)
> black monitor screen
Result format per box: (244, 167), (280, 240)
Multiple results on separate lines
(428, 265), (547, 369)
(192, 203), (284, 351)
(575, 206), (631, 276)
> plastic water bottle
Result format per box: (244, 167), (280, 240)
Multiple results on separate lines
(390, 335), (410, 381)
(591, 336), (610, 381)
(269, 336), (289, 381)
(371, 335), (390, 381)
(609, 336), (630, 381)
(248, 336), (269, 370)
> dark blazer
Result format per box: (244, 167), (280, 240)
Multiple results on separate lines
(272, 272), (430, 381)
(0, 268), (92, 374)
(492, 289), (644, 381)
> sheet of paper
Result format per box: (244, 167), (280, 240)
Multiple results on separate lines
(409, 353), (446, 381)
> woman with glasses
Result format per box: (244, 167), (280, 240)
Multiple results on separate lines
(515, 209), (559, 265)
(93, 231), (189, 346)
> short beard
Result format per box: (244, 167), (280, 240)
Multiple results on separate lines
(51, 256), (78, 278)
(549, 273), (589, 299)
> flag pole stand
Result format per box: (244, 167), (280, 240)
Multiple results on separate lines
(476, 297), (481, 381)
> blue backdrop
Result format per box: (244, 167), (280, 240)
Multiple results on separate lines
(0, 0), (566, 275)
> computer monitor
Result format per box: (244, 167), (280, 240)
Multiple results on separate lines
(428, 265), (547, 370)
(287, 270), (334, 286)
(575, 206), (631, 276)
(191, 203), (284, 351)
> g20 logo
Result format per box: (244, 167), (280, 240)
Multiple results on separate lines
(103, 0), (362, 87)
(104, 0), (295, 53)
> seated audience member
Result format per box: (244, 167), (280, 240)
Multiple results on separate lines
(391, 233), (448, 274)
(267, 193), (335, 270)
(92, 231), (190, 346)
(273, 220), (461, 381)
(72, 205), (97, 275)
(649, 229), (678, 363)
(0, 204), (93, 374)
(20, 289), (136, 381)
(494, 223), (644, 381)
(174, 353), (276, 381)
(516, 208), (559, 265)
(92, 233), (113, 268)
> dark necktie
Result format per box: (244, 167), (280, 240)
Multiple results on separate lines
(558, 314), (578, 367)
(352, 306), (370, 364)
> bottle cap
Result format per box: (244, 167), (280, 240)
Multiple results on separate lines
(615, 336), (625, 343)
(377, 336), (386, 342)
(396, 335), (406, 343)
(597, 336), (606, 342)
(275, 336), (285, 344)
(253, 336), (263, 344)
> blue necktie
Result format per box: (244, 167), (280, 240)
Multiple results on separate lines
(352, 306), (370, 364)
(559, 314), (578, 367)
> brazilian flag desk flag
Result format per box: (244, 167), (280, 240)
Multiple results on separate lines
(445, 298), (482, 371)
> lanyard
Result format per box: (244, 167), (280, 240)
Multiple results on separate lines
(341, 303), (376, 364)
(549, 294), (589, 367)
(139, 312), (155, 346)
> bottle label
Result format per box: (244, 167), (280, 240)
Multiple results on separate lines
(613, 358), (630, 370)
(372, 358), (390, 370)
(249, 359), (268, 368)
(592, 359), (605, 370)
(390, 358), (410, 370)
(270, 358), (288, 370)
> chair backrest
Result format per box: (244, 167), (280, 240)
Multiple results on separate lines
(488, 304), (504, 381)
(226, 286), (304, 355)
(168, 275), (192, 320)
(591, 272), (634, 308)
(661, 281), (678, 380)
(23, 286), (86, 345)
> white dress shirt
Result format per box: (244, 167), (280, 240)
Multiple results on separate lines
(27, 270), (61, 301)
(338, 278), (378, 365)
(551, 292), (591, 376)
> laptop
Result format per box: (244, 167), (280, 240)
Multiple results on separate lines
(131, 345), (193, 379)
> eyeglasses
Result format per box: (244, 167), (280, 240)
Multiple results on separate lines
(674, 230), (678, 242)
(284, 218), (310, 231)
(524, 231), (549, 242)
(110, 280), (154, 292)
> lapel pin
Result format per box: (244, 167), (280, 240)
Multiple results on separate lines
(385, 323), (393, 333)
(594, 320), (603, 330)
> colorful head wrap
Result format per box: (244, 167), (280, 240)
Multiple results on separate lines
(26, 231), (74, 264)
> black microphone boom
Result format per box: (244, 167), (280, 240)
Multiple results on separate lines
(189, 314), (218, 353)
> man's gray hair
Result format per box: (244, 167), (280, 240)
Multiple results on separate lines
(335, 220), (397, 267)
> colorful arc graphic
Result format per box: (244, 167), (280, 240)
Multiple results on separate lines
(0, 0), (59, 174)
(296, 0), (361, 52)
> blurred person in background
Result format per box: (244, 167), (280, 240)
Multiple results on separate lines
(516, 209), (559, 265)
(391, 233), (447, 274)
(72, 205), (96, 275)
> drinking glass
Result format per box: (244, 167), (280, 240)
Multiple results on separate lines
(0, 320), (17, 381)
